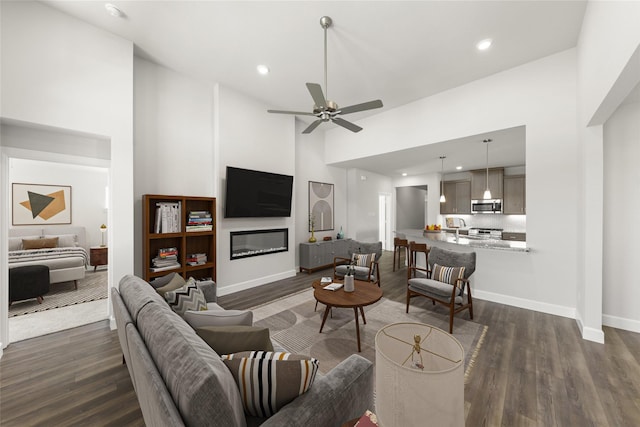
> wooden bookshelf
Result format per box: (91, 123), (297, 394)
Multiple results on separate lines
(142, 194), (216, 282)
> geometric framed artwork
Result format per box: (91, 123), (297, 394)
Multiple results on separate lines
(309, 181), (334, 231)
(12, 183), (72, 225)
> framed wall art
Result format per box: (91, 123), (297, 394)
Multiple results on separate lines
(309, 181), (334, 231)
(12, 183), (72, 225)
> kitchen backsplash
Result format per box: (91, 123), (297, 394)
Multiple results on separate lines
(443, 214), (526, 232)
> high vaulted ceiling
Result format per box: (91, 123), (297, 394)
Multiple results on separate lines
(40, 0), (588, 175)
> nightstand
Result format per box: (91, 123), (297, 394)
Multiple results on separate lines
(90, 246), (108, 271)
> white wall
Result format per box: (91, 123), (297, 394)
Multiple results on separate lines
(326, 49), (580, 320)
(215, 84), (296, 295)
(133, 57), (215, 276)
(9, 159), (108, 247)
(0, 1), (134, 349)
(575, 0), (640, 341)
(603, 93), (640, 332)
(294, 119), (347, 266)
(347, 168), (393, 242)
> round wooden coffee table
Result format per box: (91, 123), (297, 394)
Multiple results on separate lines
(312, 279), (383, 352)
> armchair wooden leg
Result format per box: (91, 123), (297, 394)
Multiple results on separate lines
(406, 290), (410, 313)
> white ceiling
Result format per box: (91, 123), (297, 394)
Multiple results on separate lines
(40, 0), (587, 176)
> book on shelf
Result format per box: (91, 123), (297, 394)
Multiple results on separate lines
(186, 210), (213, 232)
(155, 202), (182, 233)
(150, 263), (181, 272)
(158, 247), (178, 258)
(186, 253), (207, 266)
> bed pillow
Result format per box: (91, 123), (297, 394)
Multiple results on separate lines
(222, 351), (319, 418)
(22, 237), (58, 250)
(10, 235), (40, 251)
(44, 234), (77, 248)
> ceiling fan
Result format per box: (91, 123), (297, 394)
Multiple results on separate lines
(267, 16), (383, 134)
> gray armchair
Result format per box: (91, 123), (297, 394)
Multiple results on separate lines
(406, 246), (476, 333)
(333, 240), (383, 287)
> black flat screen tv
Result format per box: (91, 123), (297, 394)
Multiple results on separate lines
(224, 166), (294, 218)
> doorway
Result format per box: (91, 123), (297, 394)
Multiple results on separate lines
(378, 193), (392, 250)
(1, 121), (112, 344)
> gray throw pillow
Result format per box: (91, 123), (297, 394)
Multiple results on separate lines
(155, 274), (186, 297)
(196, 325), (274, 355)
(149, 272), (178, 289)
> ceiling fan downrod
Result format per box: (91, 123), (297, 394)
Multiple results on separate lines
(320, 16), (332, 103)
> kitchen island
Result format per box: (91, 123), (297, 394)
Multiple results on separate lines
(414, 229), (529, 252)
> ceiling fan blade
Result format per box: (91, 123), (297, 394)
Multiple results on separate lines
(338, 99), (383, 115)
(267, 109), (317, 116)
(302, 119), (324, 134)
(332, 117), (363, 133)
(306, 83), (327, 109)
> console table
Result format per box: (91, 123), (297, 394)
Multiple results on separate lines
(299, 239), (350, 273)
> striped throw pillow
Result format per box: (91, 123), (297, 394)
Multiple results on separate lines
(164, 277), (207, 316)
(432, 263), (465, 286)
(222, 351), (319, 418)
(351, 253), (376, 267)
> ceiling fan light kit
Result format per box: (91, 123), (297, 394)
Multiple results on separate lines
(267, 16), (383, 133)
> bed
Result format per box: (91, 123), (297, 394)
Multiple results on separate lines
(8, 226), (89, 288)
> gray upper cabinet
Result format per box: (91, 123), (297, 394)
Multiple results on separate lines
(503, 175), (526, 214)
(440, 180), (471, 214)
(471, 168), (504, 200)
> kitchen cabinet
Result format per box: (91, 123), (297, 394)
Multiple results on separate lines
(503, 175), (526, 214)
(440, 180), (471, 214)
(502, 232), (526, 242)
(471, 168), (503, 200)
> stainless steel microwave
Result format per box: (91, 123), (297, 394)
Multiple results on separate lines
(471, 199), (502, 214)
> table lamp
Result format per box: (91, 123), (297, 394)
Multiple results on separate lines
(100, 224), (107, 247)
(375, 322), (464, 427)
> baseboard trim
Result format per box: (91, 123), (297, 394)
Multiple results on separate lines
(217, 270), (297, 296)
(602, 314), (640, 333)
(473, 289), (576, 319)
(109, 316), (117, 331)
(575, 313), (605, 344)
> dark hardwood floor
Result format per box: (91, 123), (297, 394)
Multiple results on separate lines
(2, 251), (639, 426)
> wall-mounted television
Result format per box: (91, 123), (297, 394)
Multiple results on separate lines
(224, 166), (294, 218)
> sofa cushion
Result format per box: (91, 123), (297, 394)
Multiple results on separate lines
(136, 302), (246, 427)
(165, 278), (207, 316)
(196, 325), (273, 355)
(408, 278), (463, 303)
(156, 274), (186, 297)
(222, 351), (319, 418)
(431, 263), (465, 286)
(119, 275), (171, 323)
(184, 307), (253, 328)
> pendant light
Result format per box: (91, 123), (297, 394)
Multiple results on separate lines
(483, 139), (492, 200)
(439, 156), (446, 203)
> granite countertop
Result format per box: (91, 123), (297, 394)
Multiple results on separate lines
(400, 229), (529, 252)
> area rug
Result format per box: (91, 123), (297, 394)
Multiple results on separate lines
(9, 270), (108, 317)
(252, 289), (488, 383)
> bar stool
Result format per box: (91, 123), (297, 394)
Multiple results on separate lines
(407, 242), (430, 279)
(393, 237), (410, 271)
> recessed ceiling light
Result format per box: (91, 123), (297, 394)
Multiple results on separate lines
(456, 166), (463, 170)
(104, 3), (125, 18)
(476, 39), (492, 51)
(257, 65), (270, 75)
(402, 173), (407, 177)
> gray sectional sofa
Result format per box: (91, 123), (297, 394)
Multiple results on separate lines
(111, 274), (374, 427)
